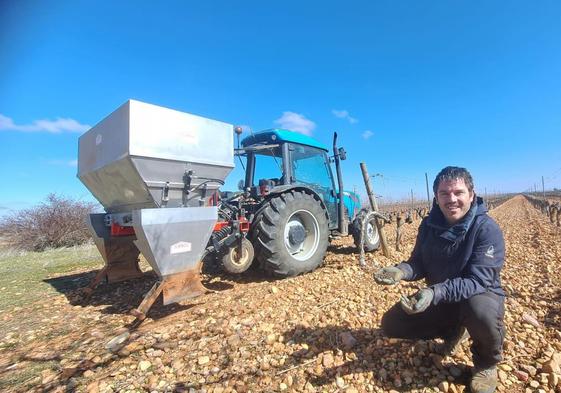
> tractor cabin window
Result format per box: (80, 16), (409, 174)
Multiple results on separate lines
(253, 146), (284, 186)
(291, 145), (333, 192)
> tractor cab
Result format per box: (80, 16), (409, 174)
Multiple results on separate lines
(239, 129), (344, 229)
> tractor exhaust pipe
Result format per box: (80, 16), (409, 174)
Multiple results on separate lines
(333, 132), (348, 236)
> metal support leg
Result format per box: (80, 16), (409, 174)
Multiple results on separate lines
(130, 280), (165, 321)
(129, 262), (209, 321)
(82, 267), (108, 298)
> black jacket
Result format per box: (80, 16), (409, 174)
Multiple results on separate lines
(397, 196), (505, 304)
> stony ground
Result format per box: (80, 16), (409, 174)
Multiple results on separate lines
(1, 195), (560, 393)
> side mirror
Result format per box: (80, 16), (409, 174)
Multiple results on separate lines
(338, 147), (347, 161)
(237, 179), (245, 191)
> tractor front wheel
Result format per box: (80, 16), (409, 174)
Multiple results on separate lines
(252, 191), (328, 277)
(352, 209), (381, 252)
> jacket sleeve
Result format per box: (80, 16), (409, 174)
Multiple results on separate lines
(431, 218), (505, 305)
(396, 219), (427, 281)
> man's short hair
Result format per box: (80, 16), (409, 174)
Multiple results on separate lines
(433, 166), (474, 194)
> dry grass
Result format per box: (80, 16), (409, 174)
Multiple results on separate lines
(0, 243), (101, 312)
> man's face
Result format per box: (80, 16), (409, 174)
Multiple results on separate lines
(435, 178), (474, 225)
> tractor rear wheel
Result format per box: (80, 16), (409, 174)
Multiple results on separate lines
(352, 209), (381, 252)
(221, 238), (254, 274)
(252, 190), (328, 277)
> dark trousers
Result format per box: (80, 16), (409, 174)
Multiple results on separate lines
(381, 292), (505, 368)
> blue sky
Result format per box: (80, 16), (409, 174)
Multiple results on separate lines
(1, 1), (560, 213)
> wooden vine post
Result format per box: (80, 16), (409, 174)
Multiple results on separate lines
(360, 162), (390, 257)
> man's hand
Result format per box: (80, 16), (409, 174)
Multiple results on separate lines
(374, 266), (404, 285)
(400, 288), (434, 314)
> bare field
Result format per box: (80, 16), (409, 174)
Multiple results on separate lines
(0, 195), (560, 392)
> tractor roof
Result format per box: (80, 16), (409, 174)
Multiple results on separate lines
(241, 129), (328, 151)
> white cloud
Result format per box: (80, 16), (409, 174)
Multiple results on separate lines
(0, 114), (90, 133)
(332, 109), (358, 124)
(274, 111), (316, 136)
(362, 130), (374, 140)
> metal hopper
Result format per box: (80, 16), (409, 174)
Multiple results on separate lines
(77, 100), (234, 317)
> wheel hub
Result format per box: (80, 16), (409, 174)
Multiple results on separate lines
(283, 209), (320, 261)
(366, 222), (375, 241)
(230, 246), (248, 266)
(364, 220), (379, 244)
(288, 225), (306, 245)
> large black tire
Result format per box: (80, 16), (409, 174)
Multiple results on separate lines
(221, 238), (254, 274)
(251, 190), (329, 277)
(352, 209), (381, 252)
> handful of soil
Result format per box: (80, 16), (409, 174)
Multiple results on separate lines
(374, 269), (398, 284)
(400, 294), (418, 314)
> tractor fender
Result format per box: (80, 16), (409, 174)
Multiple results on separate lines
(265, 185), (331, 222)
(342, 190), (361, 221)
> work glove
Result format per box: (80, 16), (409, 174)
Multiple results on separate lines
(373, 266), (404, 285)
(400, 288), (434, 315)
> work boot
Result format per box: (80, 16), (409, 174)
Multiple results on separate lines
(436, 326), (470, 356)
(470, 366), (498, 393)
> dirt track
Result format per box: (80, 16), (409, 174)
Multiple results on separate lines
(1, 195), (560, 392)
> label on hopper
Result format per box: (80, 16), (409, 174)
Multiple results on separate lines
(170, 241), (192, 254)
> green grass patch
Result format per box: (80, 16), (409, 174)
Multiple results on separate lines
(0, 360), (58, 391)
(0, 244), (103, 312)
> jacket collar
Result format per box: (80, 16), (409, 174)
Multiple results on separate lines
(427, 196), (485, 241)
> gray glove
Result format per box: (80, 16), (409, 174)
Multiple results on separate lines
(400, 288), (434, 315)
(374, 266), (404, 285)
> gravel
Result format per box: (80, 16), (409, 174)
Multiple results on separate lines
(1, 195), (560, 392)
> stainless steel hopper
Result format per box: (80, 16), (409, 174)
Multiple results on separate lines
(78, 99), (233, 212)
(77, 100), (234, 317)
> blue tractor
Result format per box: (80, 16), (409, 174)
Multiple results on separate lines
(208, 128), (380, 277)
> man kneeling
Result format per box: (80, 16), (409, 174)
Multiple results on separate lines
(375, 166), (506, 393)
